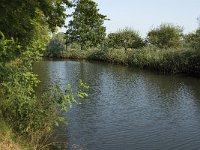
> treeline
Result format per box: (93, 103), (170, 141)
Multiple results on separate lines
(47, 23), (200, 75)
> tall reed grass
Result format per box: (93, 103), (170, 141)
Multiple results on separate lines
(60, 46), (200, 75)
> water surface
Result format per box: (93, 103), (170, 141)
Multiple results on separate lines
(33, 60), (200, 150)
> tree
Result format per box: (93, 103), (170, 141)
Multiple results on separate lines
(47, 32), (66, 57)
(184, 28), (200, 50)
(107, 28), (145, 52)
(147, 24), (183, 49)
(0, 0), (72, 45)
(66, 0), (107, 50)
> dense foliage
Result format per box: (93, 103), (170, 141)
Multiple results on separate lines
(147, 24), (183, 49)
(47, 32), (66, 57)
(0, 0), (90, 149)
(107, 28), (145, 52)
(184, 28), (200, 50)
(66, 0), (107, 50)
(0, 0), (72, 45)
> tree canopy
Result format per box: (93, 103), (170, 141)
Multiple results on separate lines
(147, 24), (183, 49)
(184, 28), (200, 50)
(66, 0), (107, 50)
(0, 0), (72, 45)
(107, 28), (145, 51)
(47, 32), (66, 57)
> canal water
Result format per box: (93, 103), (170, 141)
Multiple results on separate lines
(33, 60), (200, 150)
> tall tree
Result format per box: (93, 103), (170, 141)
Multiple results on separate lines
(66, 0), (107, 50)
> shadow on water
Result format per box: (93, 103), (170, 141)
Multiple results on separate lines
(33, 60), (200, 150)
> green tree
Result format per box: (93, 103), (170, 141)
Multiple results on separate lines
(184, 28), (200, 50)
(107, 28), (145, 52)
(147, 24), (183, 48)
(0, 0), (72, 45)
(66, 0), (107, 50)
(47, 32), (66, 57)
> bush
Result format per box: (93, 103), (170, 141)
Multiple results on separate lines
(147, 24), (183, 48)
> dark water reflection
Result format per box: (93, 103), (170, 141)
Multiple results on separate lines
(33, 60), (200, 150)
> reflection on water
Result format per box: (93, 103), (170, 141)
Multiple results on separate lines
(33, 60), (200, 150)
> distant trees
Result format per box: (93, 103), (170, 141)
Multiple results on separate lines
(66, 0), (107, 50)
(106, 24), (184, 52)
(147, 24), (183, 48)
(47, 32), (66, 57)
(107, 28), (145, 52)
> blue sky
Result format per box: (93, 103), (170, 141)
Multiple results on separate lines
(61, 0), (200, 37)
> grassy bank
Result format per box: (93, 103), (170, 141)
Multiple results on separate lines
(54, 46), (200, 75)
(0, 120), (29, 150)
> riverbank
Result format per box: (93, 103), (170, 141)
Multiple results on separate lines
(49, 47), (200, 75)
(0, 120), (28, 150)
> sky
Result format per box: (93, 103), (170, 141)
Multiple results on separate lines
(60, 0), (200, 37)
